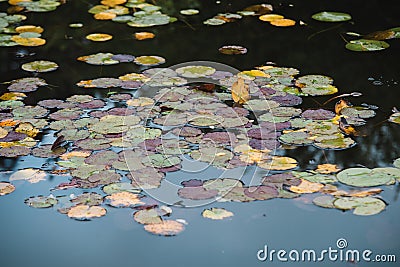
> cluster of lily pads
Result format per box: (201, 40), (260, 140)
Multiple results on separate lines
(0, 13), (47, 47)
(88, 0), (176, 27)
(1, 57), (400, 236)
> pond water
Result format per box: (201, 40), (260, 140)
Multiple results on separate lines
(0, 0), (400, 266)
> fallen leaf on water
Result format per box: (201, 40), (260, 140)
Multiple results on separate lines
(134, 32), (155, 40)
(315, 164), (341, 174)
(231, 77), (250, 104)
(270, 18), (296, 27)
(86, 33), (113, 42)
(289, 179), (324, 193)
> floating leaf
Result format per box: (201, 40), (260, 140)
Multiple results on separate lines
(219, 45), (247, 55)
(9, 168), (46, 183)
(258, 156), (298, 171)
(337, 167), (397, 187)
(144, 220), (184, 236)
(313, 195), (336, 208)
(311, 12), (352, 22)
(345, 39), (389, 52)
(25, 195), (57, 208)
(134, 55), (165, 66)
(21, 60), (58, 72)
(259, 14), (284, 22)
(134, 32), (155, 40)
(202, 208), (233, 220)
(270, 18), (296, 27)
(86, 33), (113, 42)
(77, 53), (119, 65)
(244, 185), (278, 200)
(11, 35), (46, 46)
(315, 164), (341, 174)
(105, 192), (143, 207)
(180, 9), (199, 15)
(289, 179), (324, 193)
(0, 146), (31, 157)
(333, 197), (386, 216)
(133, 208), (162, 225)
(176, 65), (216, 78)
(0, 182), (15, 196)
(231, 77), (250, 104)
(71, 192), (104, 206)
(178, 186), (218, 200)
(102, 182), (141, 194)
(67, 205), (107, 220)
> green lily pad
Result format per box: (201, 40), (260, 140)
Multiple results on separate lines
(340, 106), (376, 119)
(25, 195), (58, 208)
(142, 154), (181, 168)
(292, 171), (337, 183)
(204, 18), (226, 26)
(345, 39), (389, 52)
(77, 53), (119, 65)
(333, 197), (386, 216)
(313, 195), (336, 208)
(336, 167), (397, 187)
(102, 182), (141, 194)
(134, 56), (165, 66)
(312, 11), (352, 22)
(128, 13), (171, 27)
(180, 9), (199, 15)
(176, 65), (216, 78)
(133, 208), (162, 224)
(71, 192), (103, 206)
(202, 208), (233, 220)
(21, 60), (58, 72)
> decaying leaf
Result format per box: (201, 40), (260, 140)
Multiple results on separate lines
(231, 77), (250, 104)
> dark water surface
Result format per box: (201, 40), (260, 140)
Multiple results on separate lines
(1, 0), (400, 266)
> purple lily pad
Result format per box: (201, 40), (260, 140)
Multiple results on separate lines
(262, 173), (301, 186)
(272, 94), (303, 106)
(0, 146), (31, 157)
(121, 81), (143, 90)
(0, 131), (27, 142)
(301, 109), (335, 121)
(247, 128), (279, 140)
(244, 185), (279, 200)
(181, 179), (204, 187)
(78, 100), (106, 109)
(177, 186), (218, 200)
(203, 131), (237, 144)
(171, 126), (202, 137)
(249, 138), (280, 150)
(111, 54), (135, 63)
(158, 164), (182, 173)
(258, 121), (291, 131)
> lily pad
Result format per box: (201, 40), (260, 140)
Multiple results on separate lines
(9, 168), (46, 183)
(71, 192), (104, 206)
(134, 56), (165, 66)
(178, 186), (218, 200)
(176, 65), (216, 78)
(67, 205), (107, 220)
(0, 182), (15, 196)
(312, 11), (352, 22)
(25, 195), (58, 208)
(219, 45), (247, 55)
(144, 220), (185, 236)
(22, 60), (58, 72)
(312, 195), (336, 208)
(337, 167), (398, 187)
(102, 182), (141, 194)
(105, 192), (143, 208)
(202, 208), (233, 220)
(333, 197), (386, 216)
(133, 208), (163, 225)
(345, 39), (389, 52)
